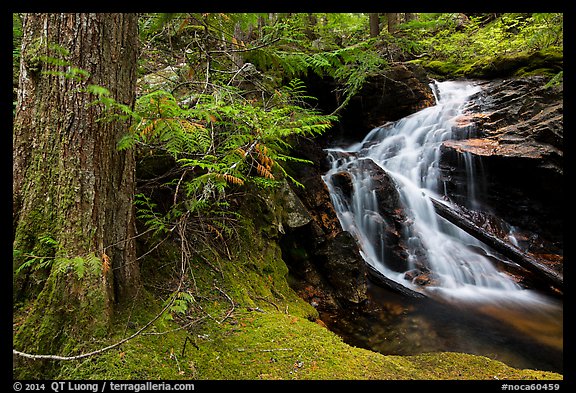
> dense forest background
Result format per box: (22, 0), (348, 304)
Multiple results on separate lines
(12, 13), (563, 380)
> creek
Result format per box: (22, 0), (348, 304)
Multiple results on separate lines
(321, 80), (563, 373)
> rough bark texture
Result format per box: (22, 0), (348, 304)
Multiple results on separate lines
(369, 13), (380, 38)
(13, 13), (139, 363)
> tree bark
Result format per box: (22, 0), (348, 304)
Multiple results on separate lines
(13, 13), (140, 362)
(387, 13), (399, 34)
(405, 13), (417, 22)
(369, 13), (380, 38)
(232, 21), (245, 70)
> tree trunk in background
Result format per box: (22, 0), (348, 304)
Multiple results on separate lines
(387, 13), (399, 33)
(304, 13), (318, 40)
(405, 13), (417, 22)
(257, 15), (265, 37)
(232, 21), (245, 70)
(369, 13), (380, 37)
(13, 13), (139, 362)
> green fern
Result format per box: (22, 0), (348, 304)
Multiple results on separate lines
(161, 290), (196, 322)
(14, 234), (60, 275)
(117, 65), (336, 258)
(248, 40), (387, 115)
(53, 254), (101, 280)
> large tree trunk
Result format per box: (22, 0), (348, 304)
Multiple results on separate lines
(13, 13), (140, 364)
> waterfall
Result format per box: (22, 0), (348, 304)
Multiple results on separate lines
(322, 81), (535, 302)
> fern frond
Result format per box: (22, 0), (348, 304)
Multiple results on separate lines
(256, 163), (274, 180)
(224, 173), (245, 186)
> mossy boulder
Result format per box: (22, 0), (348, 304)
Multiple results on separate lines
(419, 48), (562, 80)
(463, 48), (562, 79)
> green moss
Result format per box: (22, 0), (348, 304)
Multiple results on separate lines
(421, 48), (562, 80)
(420, 60), (463, 78)
(54, 308), (562, 380)
(16, 186), (562, 380)
(13, 255), (114, 379)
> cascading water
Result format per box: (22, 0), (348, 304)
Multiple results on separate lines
(321, 80), (562, 372)
(323, 81), (556, 304)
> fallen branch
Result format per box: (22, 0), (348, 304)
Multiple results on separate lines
(430, 197), (563, 291)
(365, 262), (426, 299)
(214, 284), (235, 324)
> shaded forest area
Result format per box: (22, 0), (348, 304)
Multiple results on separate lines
(12, 13), (563, 380)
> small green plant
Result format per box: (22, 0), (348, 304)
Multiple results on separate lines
(14, 234), (59, 275)
(544, 70), (563, 89)
(52, 254), (102, 280)
(14, 234), (101, 280)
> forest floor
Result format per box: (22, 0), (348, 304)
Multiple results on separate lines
(38, 202), (562, 381)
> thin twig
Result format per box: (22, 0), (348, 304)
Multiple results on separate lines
(255, 296), (280, 311)
(214, 284), (235, 324)
(13, 277), (183, 361)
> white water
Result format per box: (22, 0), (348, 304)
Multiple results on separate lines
(322, 81), (557, 306)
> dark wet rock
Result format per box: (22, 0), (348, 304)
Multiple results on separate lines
(281, 222), (369, 310)
(278, 136), (368, 311)
(404, 269), (441, 287)
(305, 63), (435, 144)
(440, 76), (563, 255)
(315, 231), (368, 304)
(329, 171), (354, 202)
(348, 159), (429, 273)
(450, 77), (562, 170)
(352, 63), (436, 131)
(280, 63), (438, 310)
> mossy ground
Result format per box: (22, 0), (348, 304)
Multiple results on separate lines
(19, 215), (559, 381)
(52, 305), (562, 380)
(14, 187), (562, 380)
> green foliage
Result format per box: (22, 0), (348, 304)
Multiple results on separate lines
(397, 13), (562, 74)
(14, 234), (59, 275)
(13, 14), (23, 114)
(133, 193), (173, 236)
(14, 235), (101, 280)
(544, 71), (563, 89)
(52, 254), (102, 280)
(13, 13), (23, 71)
(248, 39), (388, 114)
(122, 81), (335, 188)
(85, 84), (135, 122)
(523, 13), (563, 50)
(161, 291), (196, 322)
(120, 74), (335, 259)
